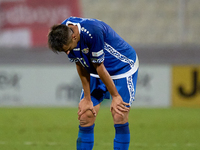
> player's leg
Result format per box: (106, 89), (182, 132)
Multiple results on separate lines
(111, 70), (138, 150)
(111, 108), (130, 150)
(77, 103), (101, 150)
(77, 76), (107, 150)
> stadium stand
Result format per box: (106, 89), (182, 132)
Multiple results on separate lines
(0, 0), (200, 64)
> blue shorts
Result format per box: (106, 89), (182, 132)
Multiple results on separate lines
(80, 70), (138, 107)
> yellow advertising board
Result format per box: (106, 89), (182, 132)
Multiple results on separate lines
(172, 66), (200, 107)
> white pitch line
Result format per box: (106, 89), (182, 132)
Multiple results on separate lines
(0, 141), (6, 145)
(24, 141), (34, 145)
(186, 143), (198, 147)
(24, 141), (59, 146)
(0, 141), (199, 147)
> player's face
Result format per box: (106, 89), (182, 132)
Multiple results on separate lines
(63, 40), (78, 55)
(63, 27), (79, 55)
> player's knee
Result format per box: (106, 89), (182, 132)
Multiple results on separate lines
(79, 110), (95, 127)
(112, 112), (129, 124)
(113, 113), (124, 123)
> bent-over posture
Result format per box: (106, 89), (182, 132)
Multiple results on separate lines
(48, 16), (139, 150)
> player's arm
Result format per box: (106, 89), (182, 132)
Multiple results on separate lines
(76, 62), (96, 119)
(93, 62), (130, 116)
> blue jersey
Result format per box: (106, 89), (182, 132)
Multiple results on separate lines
(62, 17), (139, 79)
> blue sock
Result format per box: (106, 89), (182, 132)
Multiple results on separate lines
(76, 124), (94, 150)
(114, 122), (130, 150)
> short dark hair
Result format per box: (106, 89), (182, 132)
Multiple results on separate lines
(48, 24), (72, 53)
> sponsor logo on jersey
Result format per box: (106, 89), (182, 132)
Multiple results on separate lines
(73, 48), (80, 51)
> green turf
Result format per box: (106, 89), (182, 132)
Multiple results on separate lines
(0, 107), (199, 150)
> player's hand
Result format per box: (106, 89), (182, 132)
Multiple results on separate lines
(110, 95), (130, 116)
(77, 98), (96, 120)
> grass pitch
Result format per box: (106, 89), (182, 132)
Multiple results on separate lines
(0, 107), (200, 150)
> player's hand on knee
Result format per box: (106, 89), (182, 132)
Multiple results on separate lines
(110, 95), (130, 117)
(78, 98), (96, 120)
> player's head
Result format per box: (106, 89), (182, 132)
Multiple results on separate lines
(48, 24), (73, 53)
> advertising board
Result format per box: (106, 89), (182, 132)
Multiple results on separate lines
(0, 64), (171, 107)
(0, 0), (81, 47)
(0, 65), (81, 106)
(134, 65), (171, 107)
(172, 66), (200, 107)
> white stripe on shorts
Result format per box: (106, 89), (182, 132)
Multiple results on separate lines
(126, 75), (135, 106)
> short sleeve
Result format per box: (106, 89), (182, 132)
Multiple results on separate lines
(87, 26), (105, 63)
(68, 52), (78, 62)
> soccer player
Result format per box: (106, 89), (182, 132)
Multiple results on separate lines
(48, 17), (139, 150)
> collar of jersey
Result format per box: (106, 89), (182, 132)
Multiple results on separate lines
(65, 21), (81, 34)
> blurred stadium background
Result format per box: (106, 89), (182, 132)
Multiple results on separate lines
(0, 1), (200, 150)
(0, 0), (200, 107)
